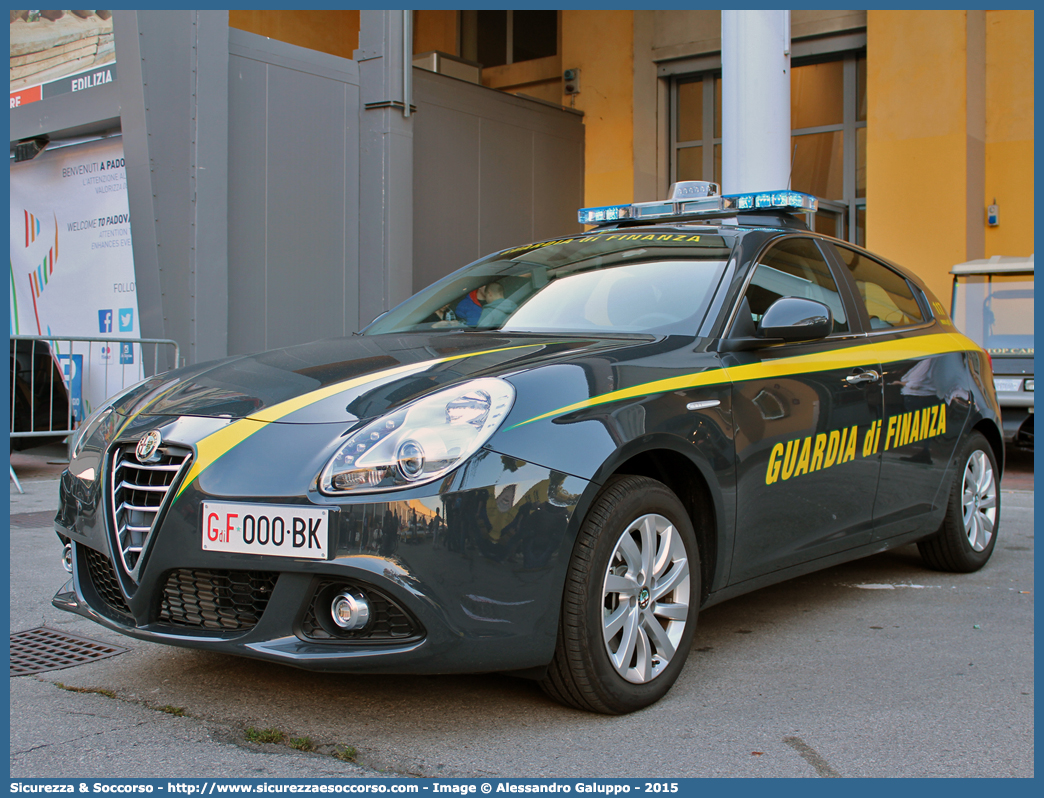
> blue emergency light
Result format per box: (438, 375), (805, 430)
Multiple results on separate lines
(577, 181), (818, 226)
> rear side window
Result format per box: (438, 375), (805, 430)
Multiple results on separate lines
(836, 247), (925, 329)
(745, 237), (849, 333)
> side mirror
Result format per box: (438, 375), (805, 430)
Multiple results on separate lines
(719, 296), (833, 352)
(757, 296), (833, 342)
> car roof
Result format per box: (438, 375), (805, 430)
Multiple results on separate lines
(951, 254), (1034, 275)
(584, 216), (929, 283)
(594, 211), (808, 236)
(537, 214), (937, 295)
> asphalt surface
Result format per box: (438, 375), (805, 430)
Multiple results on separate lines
(8, 449), (1034, 779)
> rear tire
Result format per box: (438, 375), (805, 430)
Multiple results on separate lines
(540, 475), (700, 714)
(918, 431), (1000, 572)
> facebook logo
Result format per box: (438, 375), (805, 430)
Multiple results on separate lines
(98, 309), (113, 333)
(119, 343), (134, 365)
(118, 308), (134, 332)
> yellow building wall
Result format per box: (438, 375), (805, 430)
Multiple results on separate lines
(482, 56), (563, 106)
(984, 10), (1034, 257)
(561, 10), (635, 208)
(866, 10), (974, 303)
(229, 10), (359, 60)
(413, 10), (457, 56)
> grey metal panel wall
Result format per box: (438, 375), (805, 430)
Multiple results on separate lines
(355, 10), (415, 326)
(226, 29), (360, 355)
(412, 69), (584, 293)
(114, 10), (229, 368)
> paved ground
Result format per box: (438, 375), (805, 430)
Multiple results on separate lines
(8, 445), (1034, 779)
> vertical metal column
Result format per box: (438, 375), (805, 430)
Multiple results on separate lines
(114, 10), (229, 367)
(355, 10), (415, 327)
(721, 10), (791, 194)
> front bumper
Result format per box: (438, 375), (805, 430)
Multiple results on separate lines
(54, 437), (589, 674)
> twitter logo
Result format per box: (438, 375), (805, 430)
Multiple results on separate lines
(118, 308), (134, 333)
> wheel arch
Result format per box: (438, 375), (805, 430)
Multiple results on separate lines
(583, 437), (726, 606)
(972, 417), (1005, 476)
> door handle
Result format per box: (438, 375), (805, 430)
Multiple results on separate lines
(846, 369), (880, 385)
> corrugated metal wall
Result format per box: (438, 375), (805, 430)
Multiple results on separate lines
(412, 68), (585, 293)
(226, 30), (361, 354)
(224, 49), (585, 351)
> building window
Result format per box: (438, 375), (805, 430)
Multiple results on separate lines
(460, 10), (557, 69)
(671, 50), (867, 245)
(671, 75), (723, 186)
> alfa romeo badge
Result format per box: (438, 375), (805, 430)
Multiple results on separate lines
(135, 430), (163, 463)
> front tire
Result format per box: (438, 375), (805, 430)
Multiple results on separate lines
(918, 431), (1000, 572)
(541, 475), (700, 714)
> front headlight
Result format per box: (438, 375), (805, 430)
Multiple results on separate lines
(70, 376), (156, 459)
(70, 407), (115, 460)
(319, 378), (516, 495)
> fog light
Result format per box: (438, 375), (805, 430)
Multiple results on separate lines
(62, 544), (73, 574)
(331, 590), (370, 631)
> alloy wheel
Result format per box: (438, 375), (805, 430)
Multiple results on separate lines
(962, 449), (997, 552)
(601, 513), (691, 684)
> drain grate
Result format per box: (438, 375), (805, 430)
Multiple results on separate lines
(10, 627), (129, 677)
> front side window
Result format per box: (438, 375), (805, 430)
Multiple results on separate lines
(366, 232), (734, 336)
(836, 247), (925, 329)
(744, 238), (848, 334)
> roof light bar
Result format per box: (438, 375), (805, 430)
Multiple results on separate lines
(577, 181), (818, 226)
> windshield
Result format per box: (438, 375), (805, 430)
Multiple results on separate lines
(365, 230), (734, 336)
(952, 273), (1034, 355)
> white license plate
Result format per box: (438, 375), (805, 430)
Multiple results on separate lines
(203, 502), (330, 560)
(994, 378), (1023, 392)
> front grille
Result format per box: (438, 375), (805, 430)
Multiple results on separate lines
(158, 569), (278, 632)
(110, 443), (192, 579)
(301, 580), (422, 642)
(82, 545), (133, 623)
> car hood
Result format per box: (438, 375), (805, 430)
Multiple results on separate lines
(117, 332), (660, 425)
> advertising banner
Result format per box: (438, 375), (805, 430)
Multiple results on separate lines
(9, 136), (142, 417)
(10, 10), (115, 109)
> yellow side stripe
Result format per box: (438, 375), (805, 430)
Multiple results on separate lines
(508, 332), (980, 429)
(173, 343), (543, 500)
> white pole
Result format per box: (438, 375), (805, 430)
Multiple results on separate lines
(721, 10), (791, 195)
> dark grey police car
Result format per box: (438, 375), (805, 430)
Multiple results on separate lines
(55, 182), (1004, 714)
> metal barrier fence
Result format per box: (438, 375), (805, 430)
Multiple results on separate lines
(10, 335), (181, 488)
